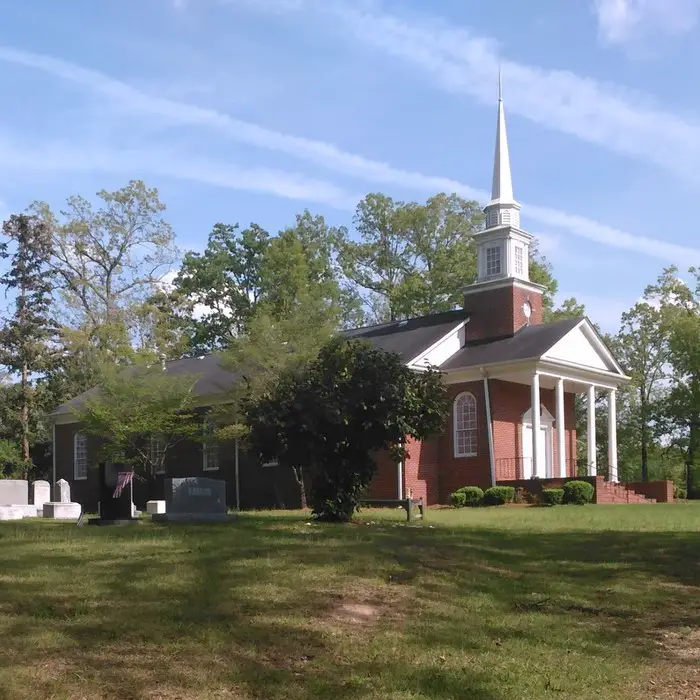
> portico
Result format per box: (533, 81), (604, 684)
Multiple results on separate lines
(527, 371), (620, 481)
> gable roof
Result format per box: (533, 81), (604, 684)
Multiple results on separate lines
(51, 354), (240, 417)
(341, 309), (469, 361)
(441, 317), (583, 371)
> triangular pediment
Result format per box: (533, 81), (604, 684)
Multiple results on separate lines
(541, 319), (623, 375)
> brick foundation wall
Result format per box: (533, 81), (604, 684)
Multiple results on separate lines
(627, 480), (674, 502)
(465, 281), (544, 342)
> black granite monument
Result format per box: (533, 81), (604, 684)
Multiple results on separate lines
(88, 463), (140, 526)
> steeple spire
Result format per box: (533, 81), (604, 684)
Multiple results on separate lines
(484, 73), (520, 229)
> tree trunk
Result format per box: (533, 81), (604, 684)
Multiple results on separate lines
(687, 416), (697, 499)
(640, 394), (648, 482)
(21, 361), (29, 473)
(293, 467), (307, 510)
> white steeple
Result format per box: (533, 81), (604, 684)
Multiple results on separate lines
(484, 72), (521, 230)
(473, 74), (533, 285)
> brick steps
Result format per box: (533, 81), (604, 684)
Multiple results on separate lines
(594, 478), (656, 504)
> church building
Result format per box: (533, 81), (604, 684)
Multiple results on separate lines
(51, 90), (673, 510)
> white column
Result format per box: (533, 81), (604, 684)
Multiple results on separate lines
(608, 389), (618, 483)
(587, 385), (597, 476)
(555, 378), (566, 478)
(531, 373), (541, 477)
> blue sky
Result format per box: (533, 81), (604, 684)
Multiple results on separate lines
(1, 0), (699, 331)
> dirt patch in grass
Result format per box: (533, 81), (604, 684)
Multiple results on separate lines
(656, 628), (700, 661)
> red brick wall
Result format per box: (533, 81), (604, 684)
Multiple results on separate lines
(403, 436), (439, 504)
(627, 480), (674, 502)
(489, 380), (577, 480)
(465, 281), (544, 342)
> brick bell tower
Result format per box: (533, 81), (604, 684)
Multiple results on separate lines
(463, 75), (547, 342)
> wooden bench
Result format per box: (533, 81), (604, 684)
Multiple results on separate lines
(359, 498), (425, 522)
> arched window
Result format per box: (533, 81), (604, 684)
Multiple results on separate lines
(454, 392), (477, 458)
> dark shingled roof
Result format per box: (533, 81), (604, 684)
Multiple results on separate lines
(51, 354), (240, 416)
(52, 313), (583, 418)
(341, 309), (468, 361)
(440, 316), (583, 371)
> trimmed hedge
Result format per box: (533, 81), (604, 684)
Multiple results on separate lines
(541, 488), (564, 506)
(449, 486), (484, 508)
(449, 491), (466, 508)
(483, 486), (516, 506)
(458, 486), (485, 507)
(562, 480), (594, 505)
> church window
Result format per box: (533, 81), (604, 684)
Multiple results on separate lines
(74, 432), (88, 480)
(486, 246), (501, 276)
(514, 246), (524, 276)
(150, 435), (167, 475)
(453, 392), (477, 457)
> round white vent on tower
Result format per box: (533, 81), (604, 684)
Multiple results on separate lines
(523, 301), (532, 319)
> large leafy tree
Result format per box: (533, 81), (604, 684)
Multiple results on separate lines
(0, 214), (58, 466)
(33, 180), (177, 359)
(244, 337), (450, 522)
(613, 301), (669, 481)
(338, 192), (561, 323)
(644, 267), (700, 497)
(73, 363), (201, 482)
(173, 222), (270, 353)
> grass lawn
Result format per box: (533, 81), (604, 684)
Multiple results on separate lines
(0, 504), (698, 700)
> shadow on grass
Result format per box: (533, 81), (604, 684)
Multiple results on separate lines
(0, 515), (697, 699)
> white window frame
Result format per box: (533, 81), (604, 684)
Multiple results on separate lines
(453, 392), (478, 458)
(486, 245), (501, 277)
(202, 420), (220, 472)
(514, 245), (524, 276)
(150, 434), (167, 475)
(74, 432), (88, 480)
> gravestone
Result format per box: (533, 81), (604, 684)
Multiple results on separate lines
(42, 478), (82, 520)
(56, 479), (71, 503)
(0, 506), (23, 521)
(33, 480), (51, 511)
(0, 480), (28, 506)
(88, 463), (139, 526)
(152, 477), (233, 523)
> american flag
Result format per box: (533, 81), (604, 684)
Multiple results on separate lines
(113, 471), (134, 498)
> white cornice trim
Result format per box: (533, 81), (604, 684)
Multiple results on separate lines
(462, 276), (547, 296)
(406, 318), (470, 369)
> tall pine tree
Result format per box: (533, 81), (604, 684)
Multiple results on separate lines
(0, 214), (57, 467)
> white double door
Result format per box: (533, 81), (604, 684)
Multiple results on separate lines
(522, 424), (553, 479)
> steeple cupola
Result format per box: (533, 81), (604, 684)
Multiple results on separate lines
(463, 76), (546, 341)
(474, 75), (532, 285)
(484, 77), (521, 230)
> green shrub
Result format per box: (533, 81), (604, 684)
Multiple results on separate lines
(456, 486), (484, 507)
(541, 488), (564, 506)
(674, 485), (687, 500)
(483, 486), (516, 506)
(562, 480), (594, 505)
(449, 491), (467, 508)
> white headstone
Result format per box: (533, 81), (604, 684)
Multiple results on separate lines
(32, 480), (51, 508)
(0, 506), (24, 520)
(57, 478), (71, 503)
(0, 479), (28, 506)
(43, 502), (82, 520)
(146, 500), (166, 515)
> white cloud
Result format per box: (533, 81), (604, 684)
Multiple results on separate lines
(593, 0), (700, 44)
(1, 47), (700, 265)
(0, 136), (359, 210)
(213, 0), (700, 184)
